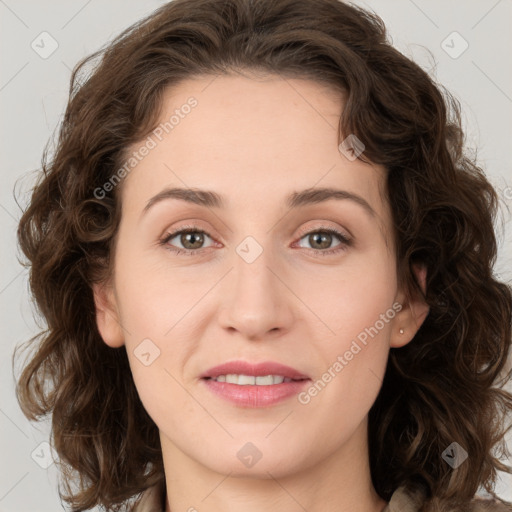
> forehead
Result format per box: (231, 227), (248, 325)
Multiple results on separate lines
(146, 73), (347, 170)
(119, 74), (391, 236)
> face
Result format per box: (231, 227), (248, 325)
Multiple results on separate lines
(94, 73), (429, 479)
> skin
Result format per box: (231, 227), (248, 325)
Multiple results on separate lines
(93, 73), (429, 512)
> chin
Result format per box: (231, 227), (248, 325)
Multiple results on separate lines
(200, 439), (312, 479)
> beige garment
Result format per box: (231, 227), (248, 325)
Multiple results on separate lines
(382, 483), (512, 511)
(132, 479), (512, 512)
(132, 478), (165, 512)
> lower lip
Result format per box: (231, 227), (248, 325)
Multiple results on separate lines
(201, 378), (310, 407)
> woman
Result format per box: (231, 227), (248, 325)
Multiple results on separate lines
(14, 0), (512, 511)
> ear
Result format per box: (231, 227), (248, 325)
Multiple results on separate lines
(92, 281), (125, 348)
(390, 263), (430, 349)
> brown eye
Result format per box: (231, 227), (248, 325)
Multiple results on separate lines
(295, 228), (351, 256)
(306, 231), (336, 250)
(177, 231), (205, 250)
(161, 227), (215, 254)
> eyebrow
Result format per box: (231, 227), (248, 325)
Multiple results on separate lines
(141, 186), (376, 218)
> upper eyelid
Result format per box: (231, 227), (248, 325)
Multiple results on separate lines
(163, 223), (349, 236)
(295, 223), (351, 240)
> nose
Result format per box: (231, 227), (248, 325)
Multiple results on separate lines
(216, 243), (296, 341)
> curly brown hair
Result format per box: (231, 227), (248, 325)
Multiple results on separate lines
(13, 0), (512, 511)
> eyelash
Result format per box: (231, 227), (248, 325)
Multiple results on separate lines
(159, 224), (352, 257)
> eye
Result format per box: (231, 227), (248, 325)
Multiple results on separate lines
(294, 227), (352, 256)
(159, 225), (352, 256)
(159, 225), (216, 255)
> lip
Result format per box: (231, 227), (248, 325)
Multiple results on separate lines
(199, 360), (311, 408)
(200, 360), (310, 380)
(201, 378), (310, 407)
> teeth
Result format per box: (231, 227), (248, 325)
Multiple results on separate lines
(212, 374), (294, 385)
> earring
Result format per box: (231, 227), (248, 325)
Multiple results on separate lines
(399, 328), (404, 334)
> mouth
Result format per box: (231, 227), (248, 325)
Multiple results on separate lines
(199, 360), (311, 407)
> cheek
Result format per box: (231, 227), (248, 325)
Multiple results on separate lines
(112, 242), (199, 335)
(306, 251), (396, 402)
(307, 248), (397, 334)
(127, 356), (198, 442)
(112, 247), (210, 420)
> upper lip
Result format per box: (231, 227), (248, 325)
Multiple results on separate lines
(200, 360), (310, 380)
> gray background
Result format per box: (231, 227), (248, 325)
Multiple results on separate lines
(1, 0), (511, 510)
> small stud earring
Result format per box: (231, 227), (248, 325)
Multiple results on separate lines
(399, 328), (404, 334)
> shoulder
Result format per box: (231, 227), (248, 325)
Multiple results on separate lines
(384, 485), (512, 512)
